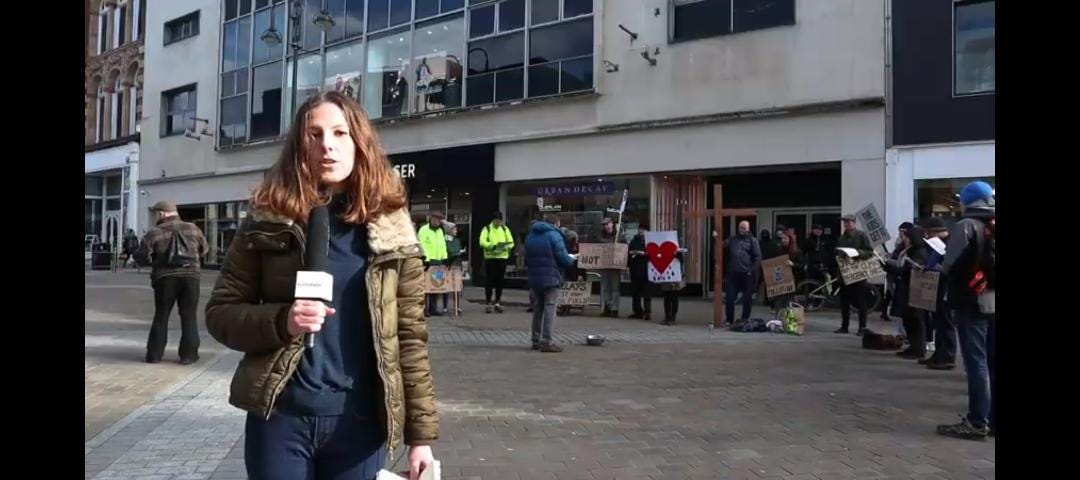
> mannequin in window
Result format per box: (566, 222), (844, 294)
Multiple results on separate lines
(415, 58), (432, 112)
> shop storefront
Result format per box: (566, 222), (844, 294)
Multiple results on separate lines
(390, 144), (497, 283)
(502, 175), (651, 282)
(884, 142), (995, 231)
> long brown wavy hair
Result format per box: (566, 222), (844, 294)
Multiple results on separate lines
(251, 91), (405, 224)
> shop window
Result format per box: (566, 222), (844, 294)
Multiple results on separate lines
(915, 177), (995, 222)
(413, 15), (466, 113)
(287, 54), (323, 119)
(954, 0), (995, 95)
(365, 28), (413, 119)
(324, 40), (364, 104)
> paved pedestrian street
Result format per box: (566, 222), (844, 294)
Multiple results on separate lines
(86, 271), (994, 479)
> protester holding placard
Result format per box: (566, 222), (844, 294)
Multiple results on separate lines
(597, 218), (623, 317)
(882, 228), (929, 360)
(835, 214), (875, 335)
(770, 233), (804, 311)
(881, 222), (914, 323)
(919, 217), (957, 371)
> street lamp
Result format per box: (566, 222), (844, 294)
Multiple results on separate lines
(263, 0), (335, 122)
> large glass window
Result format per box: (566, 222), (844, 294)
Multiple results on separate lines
(417, 0), (465, 20)
(531, 0), (557, 25)
(162, 84), (197, 137)
(324, 40), (365, 104)
(220, 96), (248, 146)
(286, 54), (323, 119)
(526, 11), (592, 98)
(365, 29), (412, 119)
(369, 0), (412, 31)
(251, 62), (284, 140)
(412, 15), (465, 113)
(915, 177), (995, 222)
(466, 32), (524, 105)
(670, 0), (793, 43)
(252, 6), (285, 63)
(324, 0), (366, 42)
(955, 0), (995, 95)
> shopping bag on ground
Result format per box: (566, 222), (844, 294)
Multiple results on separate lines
(782, 303), (806, 335)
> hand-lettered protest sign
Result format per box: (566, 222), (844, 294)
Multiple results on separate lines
(644, 231), (682, 283)
(836, 255), (885, 285)
(423, 266), (463, 293)
(761, 255), (796, 298)
(557, 281), (591, 306)
(908, 269), (940, 312)
(578, 243), (628, 270)
(856, 203), (890, 246)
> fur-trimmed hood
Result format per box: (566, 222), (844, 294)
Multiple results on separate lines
(249, 207), (420, 256)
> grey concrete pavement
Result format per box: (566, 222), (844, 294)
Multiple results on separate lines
(85, 270), (994, 479)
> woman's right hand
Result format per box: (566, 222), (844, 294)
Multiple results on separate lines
(287, 299), (336, 338)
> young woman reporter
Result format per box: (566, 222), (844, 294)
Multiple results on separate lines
(205, 91), (437, 480)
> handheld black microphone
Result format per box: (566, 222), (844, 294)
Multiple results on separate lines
(296, 205), (331, 348)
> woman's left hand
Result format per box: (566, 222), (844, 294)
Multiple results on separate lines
(408, 445), (435, 480)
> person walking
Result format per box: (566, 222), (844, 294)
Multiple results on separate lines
(724, 220), (761, 325)
(597, 217), (623, 317)
(204, 91), (438, 478)
(627, 225), (652, 320)
(525, 213), (577, 353)
(122, 228), (140, 268)
(919, 217), (958, 371)
(834, 214), (875, 335)
(937, 181), (996, 440)
(133, 201), (209, 365)
(417, 211), (448, 316)
(478, 211), (514, 313)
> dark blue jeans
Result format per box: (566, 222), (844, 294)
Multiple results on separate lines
(955, 309), (996, 430)
(245, 411), (387, 480)
(725, 272), (754, 323)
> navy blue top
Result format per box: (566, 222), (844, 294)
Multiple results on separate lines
(524, 221), (575, 289)
(279, 200), (378, 417)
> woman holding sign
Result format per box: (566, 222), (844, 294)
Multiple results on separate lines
(205, 91), (438, 480)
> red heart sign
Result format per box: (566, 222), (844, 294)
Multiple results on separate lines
(646, 241), (679, 275)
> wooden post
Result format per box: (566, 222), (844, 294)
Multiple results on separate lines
(684, 184), (755, 328)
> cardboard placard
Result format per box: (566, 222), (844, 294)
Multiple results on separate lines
(908, 269), (940, 312)
(644, 231), (683, 283)
(856, 203), (890, 246)
(578, 243), (628, 270)
(557, 281), (591, 306)
(761, 255), (796, 298)
(423, 266), (463, 293)
(837, 255), (885, 285)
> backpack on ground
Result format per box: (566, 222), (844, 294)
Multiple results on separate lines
(166, 230), (198, 267)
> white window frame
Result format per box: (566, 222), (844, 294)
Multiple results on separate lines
(95, 85), (104, 142)
(113, 6), (122, 48)
(98, 6), (109, 54)
(132, 0), (140, 41)
(111, 79), (123, 140)
(128, 85), (138, 134)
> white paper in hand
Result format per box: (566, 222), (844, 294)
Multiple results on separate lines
(377, 461), (441, 480)
(926, 237), (946, 256)
(837, 247), (860, 258)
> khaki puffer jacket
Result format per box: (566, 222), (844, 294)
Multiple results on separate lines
(205, 207), (438, 462)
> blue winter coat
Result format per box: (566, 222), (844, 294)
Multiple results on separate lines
(525, 221), (575, 289)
